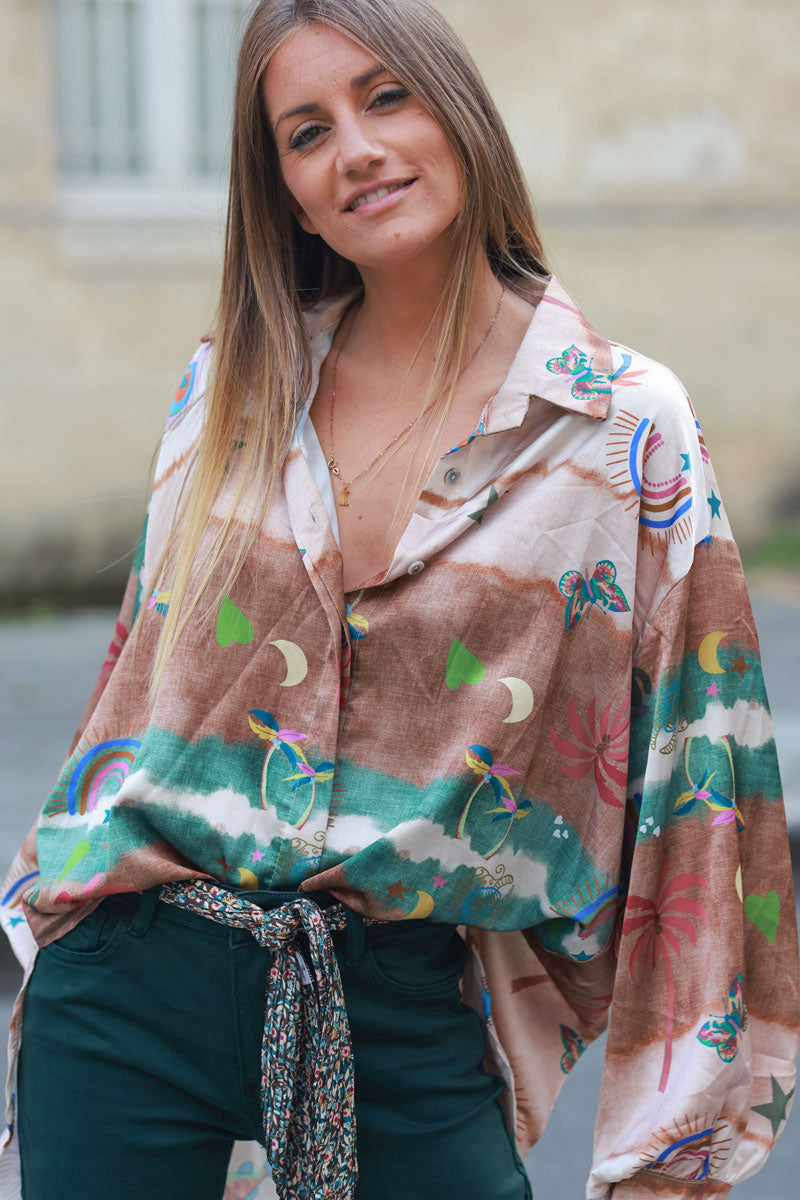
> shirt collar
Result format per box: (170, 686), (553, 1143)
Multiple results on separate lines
(301, 273), (613, 431)
(483, 275), (613, 433)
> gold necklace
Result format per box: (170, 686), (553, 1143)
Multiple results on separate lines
(326, 286), (506, 507)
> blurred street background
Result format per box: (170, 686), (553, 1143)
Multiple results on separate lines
(1, 0), (798, 1195)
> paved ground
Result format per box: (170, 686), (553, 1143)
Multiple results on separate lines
(0, 597), (798, 1195)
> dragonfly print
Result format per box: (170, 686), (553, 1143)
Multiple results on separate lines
(674, 737), (743, 832)
(247, 709), (328, 829)
(549, 698), (630, 809)
(455, 745), (528, 858)
(622, 861), (709, 1092)
(558, 561), (631, 631)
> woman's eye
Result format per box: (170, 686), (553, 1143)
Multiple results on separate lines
(289, 123), (325, 150)
(287, 88), (409, 150)
(371, 87), (409, 109)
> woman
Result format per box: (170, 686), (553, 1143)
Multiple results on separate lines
(2, 1), (798, 1198)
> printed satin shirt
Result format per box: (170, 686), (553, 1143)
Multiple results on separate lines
(2, 275), (798, 1200)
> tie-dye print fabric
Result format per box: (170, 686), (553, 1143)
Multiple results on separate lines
(2, 275), (797, 1199)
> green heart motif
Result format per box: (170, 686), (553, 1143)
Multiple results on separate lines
(446, 638), (485, 690)
(217, 596), (255, 648)
(744, 890), (780, 944)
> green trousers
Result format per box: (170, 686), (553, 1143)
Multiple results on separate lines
(17, 885), (532, 1200)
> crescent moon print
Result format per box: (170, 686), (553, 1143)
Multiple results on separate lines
(403, 890), (435, 920)
(697, 631), (728, 675)
(235, 867), (260, 890)
(498, 677), (534, 723)
(270, 639), (309, 687)
(606, 410), (694, 549)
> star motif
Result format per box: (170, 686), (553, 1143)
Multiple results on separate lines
(708, 490), (722, 519)
(680, 452), (692, 471)
(216, 856), (233, 877)
(706, 682), (720, 697)
(432, 875), (447, 888)
(251, 848), (264, 863)
(730, 655), (751, 679)
(751, 1075), (794, 1137)
(386, 880), (412, 901)
(7, 916), (24, 928)
(468, 484), (500, 525)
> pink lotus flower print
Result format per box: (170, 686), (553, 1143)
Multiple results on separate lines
(549, 698), (629, 808)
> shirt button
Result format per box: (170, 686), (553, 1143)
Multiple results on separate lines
(444, 468), (461, 485)
(407, 560), (425, 575)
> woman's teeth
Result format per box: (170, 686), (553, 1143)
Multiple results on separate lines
(349, 180), (412, 210)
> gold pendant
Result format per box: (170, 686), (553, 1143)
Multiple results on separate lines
(339, 484), (350, 507)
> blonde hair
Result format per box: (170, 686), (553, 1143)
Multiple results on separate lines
(151, 0), (548, 689)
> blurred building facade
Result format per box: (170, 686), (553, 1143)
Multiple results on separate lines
(2, 0), (798, 603)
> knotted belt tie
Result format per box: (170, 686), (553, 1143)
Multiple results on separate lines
(160, 879), (375, 1200)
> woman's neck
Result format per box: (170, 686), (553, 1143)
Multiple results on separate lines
(348, 248), (503, 368)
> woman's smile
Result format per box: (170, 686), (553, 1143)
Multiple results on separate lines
(343, 177), (417, 214)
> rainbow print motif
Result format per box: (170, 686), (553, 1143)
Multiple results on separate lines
(43, 727), (142, 817)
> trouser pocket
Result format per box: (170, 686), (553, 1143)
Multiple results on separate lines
(38, 895), (130, 963)
(361, 921), (467, 998)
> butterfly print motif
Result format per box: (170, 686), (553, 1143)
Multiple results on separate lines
(546, 344), (646, 402)
(558, 561), (631, 631)
(696, 974), (748, 1063)
(559, 1023), (585, 1073)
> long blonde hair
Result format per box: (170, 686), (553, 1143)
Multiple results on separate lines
(151, 0), (548, 688)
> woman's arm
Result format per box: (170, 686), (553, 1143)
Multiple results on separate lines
(589, 423), (798, 1197)
(0, 341), (211, 965)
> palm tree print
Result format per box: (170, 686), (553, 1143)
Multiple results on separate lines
(280, 760), (335, 829)
(456, 745), (522, 851)
(622, 861), (709, 1092)
(247, 709), (309, 816)
(345, 589), (369, 641)
(549, 698), (629, 808)
(674, 737), (743, 831)
(482, 793), (533, 858)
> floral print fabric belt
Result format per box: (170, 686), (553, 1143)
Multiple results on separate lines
(159, 879), (376, 1200)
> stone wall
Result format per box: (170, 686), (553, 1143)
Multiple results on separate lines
(2, 0), (798, 602)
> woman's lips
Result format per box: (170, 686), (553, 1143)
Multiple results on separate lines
(345, 178), (416, 215)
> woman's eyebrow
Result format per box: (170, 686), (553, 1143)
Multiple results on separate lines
(274, 63), (387, 130)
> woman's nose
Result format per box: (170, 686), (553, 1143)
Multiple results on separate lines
(334, 115), (386, 175)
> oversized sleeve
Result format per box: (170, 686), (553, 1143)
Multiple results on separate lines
(588, 449), (799, 1193)
(0, 341), (211, 967)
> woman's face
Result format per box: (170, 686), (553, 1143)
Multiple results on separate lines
(262, 22), (463, 271)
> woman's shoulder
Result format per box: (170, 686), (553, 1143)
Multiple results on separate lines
(150, 339), (213, 497)
(604, 338), (710, 477)
(608, 339), (697, 425)
(164, 338), (214, 429)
